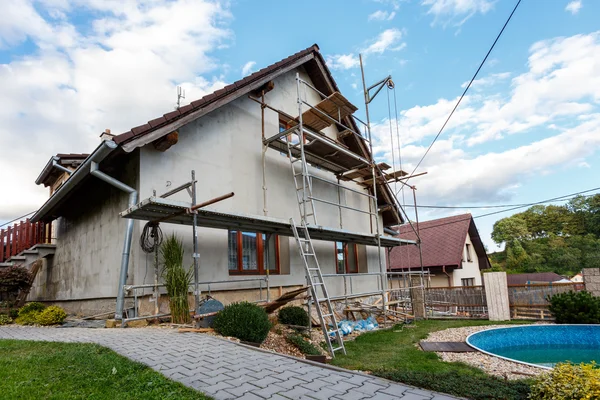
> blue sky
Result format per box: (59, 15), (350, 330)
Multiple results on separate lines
(0, 0), (599, 251)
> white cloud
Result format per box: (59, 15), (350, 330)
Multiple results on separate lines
(326, 53), (361, 70)
(369, 31), (600, 211)
(326, 28), (406, 70)
(363, 28), (406, 54)
(0, 0), (232, 221)
(461, 72), (511, 89)
(421, 0), (495, 27)
(241, 61), (256, 76)
(565, 0), (582, 14)
(368, 10), (396, 21)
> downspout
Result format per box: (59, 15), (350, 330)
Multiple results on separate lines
(89, 141), (138, 321)
(442, 265), (452, 287)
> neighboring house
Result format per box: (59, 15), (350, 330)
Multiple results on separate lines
(506, 272), (569, 285)
(21, 44), (408, 316)
(571, 272), (583, 283)
(388, 214), (491, 287)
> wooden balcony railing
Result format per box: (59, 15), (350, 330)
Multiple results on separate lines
(0, 219), (52, 263)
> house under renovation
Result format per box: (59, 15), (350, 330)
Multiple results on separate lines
(1, 44), (420, 353)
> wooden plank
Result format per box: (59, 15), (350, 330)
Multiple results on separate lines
(419, 342), (475, 352)
(178, 328), (213, 333)
(484, 272), (510, 321)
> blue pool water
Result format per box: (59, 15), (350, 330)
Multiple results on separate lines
(466, 325), (600, 368)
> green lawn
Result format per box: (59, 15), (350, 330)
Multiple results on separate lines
(0, 340), (211, 400)
(330, 319), (533, 400)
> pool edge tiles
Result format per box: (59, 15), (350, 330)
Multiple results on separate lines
(466, 325), (600, 370)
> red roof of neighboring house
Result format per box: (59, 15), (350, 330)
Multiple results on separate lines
(506, 272), (567, 285)
(389, 213), (491, 270)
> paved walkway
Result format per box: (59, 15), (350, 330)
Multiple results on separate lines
(0, 327), (460, 400)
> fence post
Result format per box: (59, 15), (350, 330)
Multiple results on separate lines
(483, 272), (511, 321)
(410, 275), (426, 319)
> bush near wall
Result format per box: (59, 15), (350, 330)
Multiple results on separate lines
(278, 306), (310, 327)
(529, 362), (600, 400)
(213, 302), (271, 343)
(548, 290), (600, 324)
(14, 302), (67, 326)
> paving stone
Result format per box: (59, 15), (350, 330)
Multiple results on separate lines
(251, 383), (285, 399)
(354, 381), (389, 395)
(0, 327), (451, 400)
(400, 393), (433, 400)
(377, 383), (411, 397)
(251, 375), (282, 388)
(273, 376), (306, 390)
(407, 388), (436, 398)
(305, 387), (345, 400)
(223, 382), (261, 397)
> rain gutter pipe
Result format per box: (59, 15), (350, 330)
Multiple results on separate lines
(52, 157), (73, 175)
(89, 141), (137, 321)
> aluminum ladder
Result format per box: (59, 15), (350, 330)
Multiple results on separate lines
(290, 218), (346, 356)
(286, 129), (318, 226)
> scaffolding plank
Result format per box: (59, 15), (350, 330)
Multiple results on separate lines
(120, 197), (416, 247)
(287, 91), (358, 132)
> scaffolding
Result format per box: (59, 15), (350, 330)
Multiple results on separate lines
(119, 65), (425, 357)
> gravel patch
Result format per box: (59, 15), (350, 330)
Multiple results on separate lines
(422, 324), (547, 380)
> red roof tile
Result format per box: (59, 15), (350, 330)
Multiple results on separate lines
(389, 214), (489, 270)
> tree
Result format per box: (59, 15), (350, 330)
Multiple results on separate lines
(491, 216), (529, 246)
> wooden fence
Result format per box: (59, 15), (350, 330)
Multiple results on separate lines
(0, 219), (52, 263)
(508, 282), (584, 320)
(425, 286), (488, 318)
(423, 282), (584, 320)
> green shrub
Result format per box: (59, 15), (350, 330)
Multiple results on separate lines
(37, 306), (67, 326)
(19, 302), (46, 316)
(8, 309), (18, 319)
(160, 235), (192, 324)
(0, 314), (12, 325)
(548, 290), (600, 324)
(15, 312), (41, 325)
(278, 306), (309, 327)
(213, 302), (271, 343)
(286, 333), (322, 356)
(530, 362), (600, 400)
(15, 302), (46, 325)
(375, 370), (531, 400)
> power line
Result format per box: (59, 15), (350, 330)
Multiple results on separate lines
(0, 211), (36, 228)
(403, 0), (522, 187)
(398, 187), (600, 234)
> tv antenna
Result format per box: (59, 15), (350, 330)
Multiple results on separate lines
(175, 86), (185, 109)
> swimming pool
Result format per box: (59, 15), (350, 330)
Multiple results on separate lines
(466, 325), (600, 368)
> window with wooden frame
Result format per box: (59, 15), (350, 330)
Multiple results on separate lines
(335, 241), (359, 274)
(228, 231), (280, 275)
(461, 278), (475, 287)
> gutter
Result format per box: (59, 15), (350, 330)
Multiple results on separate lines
(31, 141), (117, 222)
(32, 140), (138, 321)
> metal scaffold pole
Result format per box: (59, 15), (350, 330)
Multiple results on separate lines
(359, 54), (387, 316)
(192, 170), (200, 315)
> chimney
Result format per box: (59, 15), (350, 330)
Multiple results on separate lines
(100, 128), (115, 142)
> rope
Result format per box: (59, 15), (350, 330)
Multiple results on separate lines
(140, 221), (163, 254)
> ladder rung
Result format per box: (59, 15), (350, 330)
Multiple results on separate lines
(303, 253), (315, 256)
(312, 282), (324, 286)
(321, 313), (333, 318)
(291, 158), (302, 163)
(332, 347), (345, 352)
(316, 298), (329, 302)
(307, 267), (319, 271)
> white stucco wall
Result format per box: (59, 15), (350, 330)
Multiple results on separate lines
(452, 232), (482, 286)
(132, 67), (387, 299)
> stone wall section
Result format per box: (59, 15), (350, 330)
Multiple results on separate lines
(583, 268), (600, 296)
